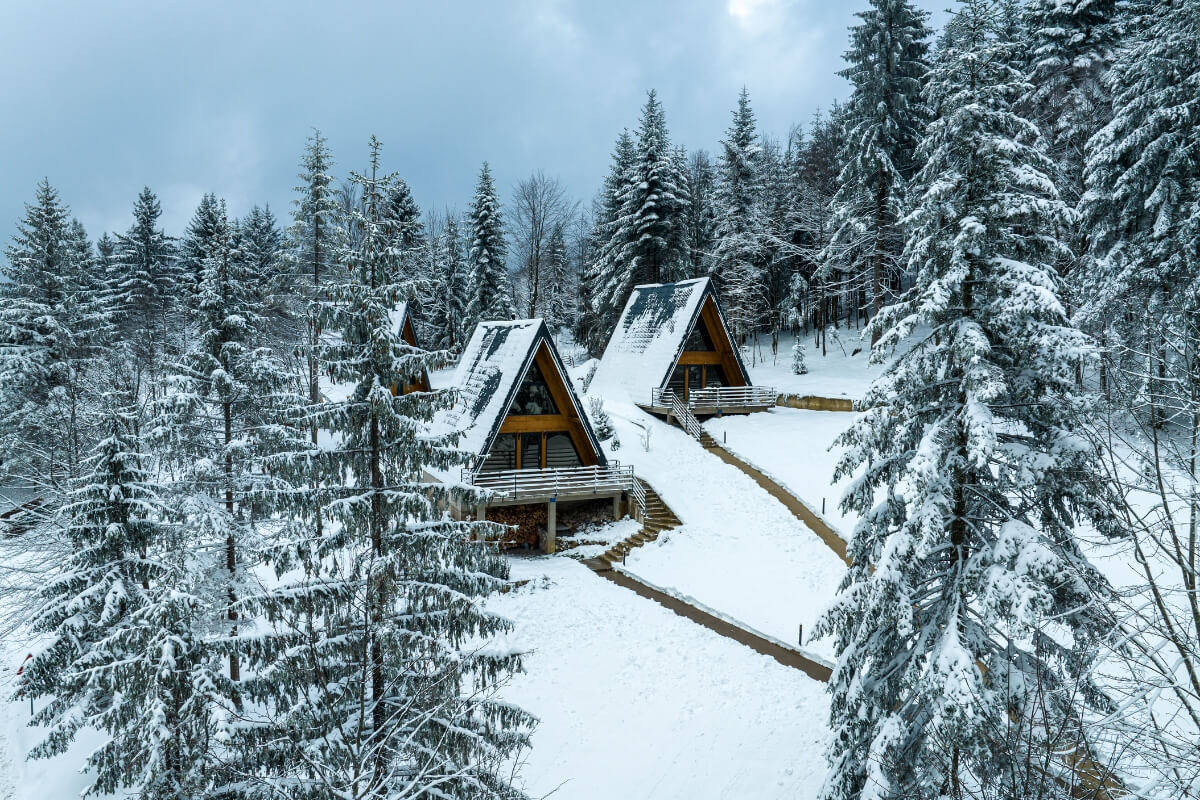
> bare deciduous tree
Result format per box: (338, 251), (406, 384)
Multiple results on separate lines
(508, 171), (577, 319)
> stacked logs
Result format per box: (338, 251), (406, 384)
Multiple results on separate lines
(485, 504), (546, 549)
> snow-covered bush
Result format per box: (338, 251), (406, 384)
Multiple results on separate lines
(581, 360), (599, 394)
(790, 336), (808, 375)
(588, 396), (615, 442)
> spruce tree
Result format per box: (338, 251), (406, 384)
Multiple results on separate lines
(1026, 0), (1117, 206)
(711, 88), (767, 343)
(0, 180), (103, 497)
(683, 149), (719, 279)
(466, 161), (514, 326)
(1079, 0), (1199, 427)
(544, 219), (573, 332)
(827, 0), (931, 344)
(153, 199), (292, 701)
(178, 192), (223, 309)
(112, 187), (177, 395)
(598, 91), (687, 312)
(228, 137), (533, 799)
(819, 4), (1115, 797)
(16, 413), (221, 799)
(427, 211), (468, 350)
(579, 129), (636, 353)
(240, 204), (290, 328)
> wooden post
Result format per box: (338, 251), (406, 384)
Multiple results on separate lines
(612, 493), (622, 521)
(545, 498), (556, 555)
(476, 501), (486, 522)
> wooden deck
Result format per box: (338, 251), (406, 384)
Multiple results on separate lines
(463, 463), (637, 508)
(641, 385), (778, 419)
(637, 402), (772, 418)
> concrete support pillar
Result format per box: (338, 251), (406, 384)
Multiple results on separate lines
(475, 502), (486, 522)
(612, 493), (622, 521)
(545, 498), (557, 555)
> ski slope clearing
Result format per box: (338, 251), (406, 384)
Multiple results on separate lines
(489, 557), (830, 800)
(603, 408), (847, 662)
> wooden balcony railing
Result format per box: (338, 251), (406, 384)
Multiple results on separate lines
(462, 462), (643, 515)
(651, 385), (778, 412)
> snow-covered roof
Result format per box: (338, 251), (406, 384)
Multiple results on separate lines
(389, 301), (413, 344)
(590, 277), (750, 402)
(433, 318), (606, 465)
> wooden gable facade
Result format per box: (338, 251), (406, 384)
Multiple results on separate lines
(480, 337), (602, 473)
(391, 303), (431, 395)
(665, 293), (748, 401)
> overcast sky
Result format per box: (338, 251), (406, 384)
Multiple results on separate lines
(1, 0), (949, 242)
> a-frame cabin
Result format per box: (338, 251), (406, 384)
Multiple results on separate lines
(430, 319), (635, 552)
(390, 301), (431, 395)
(590, 277), (776, 417)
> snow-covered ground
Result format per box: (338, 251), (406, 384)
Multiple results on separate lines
(600, 405), (847, 661)
(706, 408), (861, 540)
(742, 330), (880, 400)
(490, 557), (830, 800)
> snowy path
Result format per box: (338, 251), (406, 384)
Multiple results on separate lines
(489, 557), (830, 799)
(706, 408), (861, 540)
(604, 405), (847, 662)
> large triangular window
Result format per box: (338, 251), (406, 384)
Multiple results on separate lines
(683, 319), (715, 351)
(510, 361), (560, 415)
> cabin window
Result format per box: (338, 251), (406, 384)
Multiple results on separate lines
(704, 364), (728, 388)
(683, 321), (715, 352)
(668, 366), (686, 396)
(520, 433), (542, 470)
(545, 432), (582, 468)
(481, 434), (517, 472)
(668, 363), (730, 399)
(510, 362), (559, 415)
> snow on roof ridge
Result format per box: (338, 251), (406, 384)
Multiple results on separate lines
(630, 276), (709, 291)
(432, 318), (605, 468)
(590, 277), (750, 404)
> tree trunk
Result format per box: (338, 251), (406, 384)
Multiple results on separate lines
(871, 176), (887, 346)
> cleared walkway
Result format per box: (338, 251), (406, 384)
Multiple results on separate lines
(583, 559), (833, 683)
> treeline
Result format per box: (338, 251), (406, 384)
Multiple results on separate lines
(0, 136), (535, 799)
(1, 0), (1198, 797)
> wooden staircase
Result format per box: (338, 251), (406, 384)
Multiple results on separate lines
(587, 479), (681, 570)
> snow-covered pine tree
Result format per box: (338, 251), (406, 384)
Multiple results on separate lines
(466, 161), (514, 327)
(683, 149), (718, 279)
(432, 211), (469, 349)
(627, 90), (687, 288)
(386, 177), (426, 254)
(711, 88), (767, 344)
(818, 3), (1117, 798)
(227, 137), (533, 799)
(543, 219), (573, 333)
(286, 129), (346, 480)
(1025, 0), (1117, 213)
(153, 198), (293, 702)
(112, 187), (177, 397)
(826, 0), (931, 343)
(178, 192), (224, 308)
(578, 129), (636, 354)
(758, 135), (798, 327)
(1079, 0), (1199, 428)
(594, 90), (688, 330)
(787, 273), (809, 375)
(16, 412), (222, 799)
(0, 180), (106, 501)
(240, 204), (291, 332)
(384, 177), (428, 319)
